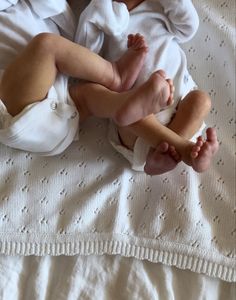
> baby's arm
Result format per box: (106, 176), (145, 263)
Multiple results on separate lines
(158, 0), (199, 43)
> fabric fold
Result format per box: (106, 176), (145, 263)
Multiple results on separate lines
(75, 0), (129, 53)
(28, 0), (67, 19)
(0, 0), (18, 11)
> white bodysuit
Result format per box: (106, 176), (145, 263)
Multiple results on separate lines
(75, 0), (203, 171)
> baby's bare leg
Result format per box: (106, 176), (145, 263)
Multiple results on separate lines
(168, 90), (211, 139)
(118, 89), (211, 147)
(0, 33), (147, 116)
(126, 115), (189, 154)
(117, 72), (178, 174)
(69, 70), (173, 125)
(117, 89), (218, 174)
(143, 90), (213, 174)
(120, 112), (218, 173)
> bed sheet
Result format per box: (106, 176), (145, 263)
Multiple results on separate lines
(0, 254), (235, 300)
(0, 0), (235, 298)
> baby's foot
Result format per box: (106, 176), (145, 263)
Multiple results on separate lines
(144, 142), (181, 175)
(155, 69), (175, 106)
(114, 70), (174, 126)
(166, 78), (175, 106)
(190, 127), (219, 172)
(112, 33), (148, 92)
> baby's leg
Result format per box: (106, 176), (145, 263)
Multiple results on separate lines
(119, 114), (183, 174)
(69, 70), (173, 126)
(0, 33), (147, 116)
(168, 90), (212, 139)
(143, 90), (213, 174)
(117, 89), (210, 149)
(116, 88), (217, 175)
(120, 113), (218, 173)
(116, 72), (178, 174)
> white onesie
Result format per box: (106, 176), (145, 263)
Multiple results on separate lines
(76, 0), (202, 170)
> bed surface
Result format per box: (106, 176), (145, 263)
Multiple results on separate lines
(0, 0), (235, 298)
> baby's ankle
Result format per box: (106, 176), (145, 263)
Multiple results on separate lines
(109, 62), (122, 92)
(180, 141), (195, 166)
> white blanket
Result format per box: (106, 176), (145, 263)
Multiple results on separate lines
(0, 0), (235, 283)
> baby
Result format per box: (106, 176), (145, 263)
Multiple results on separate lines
(76, 0), (219, 174)
(0, 32), (172, 155)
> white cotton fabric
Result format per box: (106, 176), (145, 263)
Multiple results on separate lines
(0, 0), (235, 289)
(0, 0), (18, 11)
(75, 0), (129, 53)
(0, 86), (79, 155)
(0, 255), (235, 300)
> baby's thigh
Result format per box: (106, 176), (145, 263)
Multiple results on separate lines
(0, 35), (58, 116)
(178, 90), (211, 116)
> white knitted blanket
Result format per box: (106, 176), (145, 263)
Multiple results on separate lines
(0, 0), (235, 282)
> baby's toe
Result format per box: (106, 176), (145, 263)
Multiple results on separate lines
(156, 69), (166, 79)
(195, 139), (204, 148)
(206, 127), (217, 142)
(192, 145), (201, 152)
(127, 34), (135, 47)
(191, 151), (198, 158)
(167, 93), (174, 106)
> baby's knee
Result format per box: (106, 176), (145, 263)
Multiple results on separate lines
(188, 90), (211, 114)
(29, 33), (57, 55)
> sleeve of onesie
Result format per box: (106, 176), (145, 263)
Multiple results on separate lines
(75, 0), (129, 53)
(158, 0), (199, 43)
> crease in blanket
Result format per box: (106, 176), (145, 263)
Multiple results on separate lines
(0, 0), (235, 283)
